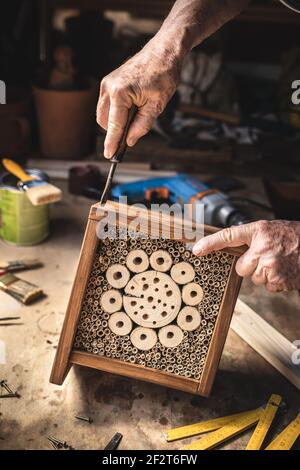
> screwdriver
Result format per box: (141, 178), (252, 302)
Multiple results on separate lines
(100, 105), (138, 206)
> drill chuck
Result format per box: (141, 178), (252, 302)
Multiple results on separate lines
(201, 192), (250, 227)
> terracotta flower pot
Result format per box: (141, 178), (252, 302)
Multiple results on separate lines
(0, 88), (31, 157)
(33, 80), (98, 159)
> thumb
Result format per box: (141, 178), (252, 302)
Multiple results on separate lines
(193, 223), (255, 256)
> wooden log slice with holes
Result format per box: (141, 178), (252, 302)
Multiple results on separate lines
(123, 270), (181, 328)
(130, 326), (157, 351)
(182, 282), (203, 306)
(126, 249), (149, 273)
(170, 262), (195, 284)
(106, 264), (130, 289)
(158, 325), (184, 348)
(177, 306), (201, 331)
(149, 250), (173, 272)
(108, 311), (133, 336)
(100, 289), (123, 313)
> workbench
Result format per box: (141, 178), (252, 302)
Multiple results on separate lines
(0, 177), (299, 450)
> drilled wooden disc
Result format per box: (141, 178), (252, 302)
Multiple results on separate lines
(106, 264), (130, 289)
(182, 282), (203, 306)
(130, 327), (157, 351)
(170, 262), (195, 284)
(123, 270), (181, 328)
(177, 306), (201, 331)
(149, 250), (173, 272)
(158, 325), (184, 348)
(100, 289), (123, 313)
(126, 249), (149, 273)
(108, 312), (132, 336)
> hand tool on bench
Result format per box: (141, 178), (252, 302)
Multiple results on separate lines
(245, 394), (282, 450)
(166, 394), (289, 450)
(2, 159), (62, 206)
(104, 432), (123, 450)
(0, 259), (44, 304)
(266, 413), (300, 450)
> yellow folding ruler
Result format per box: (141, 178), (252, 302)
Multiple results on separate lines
(245, 394), (282, 450)
(265, 413), (300, 451)
(165, 407), (262, 442)
(182, 408), (262, 450)
(166, 394), (294, 451)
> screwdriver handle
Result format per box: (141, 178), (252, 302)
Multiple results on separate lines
(110, 105), (138, 164)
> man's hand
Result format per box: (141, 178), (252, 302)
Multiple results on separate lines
(97, 43), (180, 159)
(193, 220), (300, 292)
(96, 0), (250, 159)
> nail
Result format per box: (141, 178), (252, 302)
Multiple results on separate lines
(75, 415), (92, 423)
(0, 393), (19, 398)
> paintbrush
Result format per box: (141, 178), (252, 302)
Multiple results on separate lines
(0, 259), (43, 272)
(2, 159), (62, 206)
(0, 272), (44, 304)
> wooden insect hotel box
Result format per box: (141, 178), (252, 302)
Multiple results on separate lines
(50, 201), (243, 396)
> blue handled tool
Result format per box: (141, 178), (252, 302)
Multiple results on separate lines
(112, 174), (249, 227)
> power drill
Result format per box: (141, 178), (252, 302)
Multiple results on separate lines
(112, 174), (250, 227)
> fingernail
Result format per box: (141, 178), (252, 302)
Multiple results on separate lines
(127, 137), (136, 147)
(193, 243), (203, 256)
(104, 148), (112, 159)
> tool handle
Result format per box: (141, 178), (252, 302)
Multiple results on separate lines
(2, 158), (35, 182)
(110, 105), (138, 164)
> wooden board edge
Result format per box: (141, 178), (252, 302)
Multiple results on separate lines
(50, 218), (100, 385)
(70, 350), (199, 395)
(197, 257), (242, 396)
(89, 201), (246, 257)
(231, 299), (300, 390)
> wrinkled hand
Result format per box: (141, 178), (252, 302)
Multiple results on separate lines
(97, 42), (181, 158)
(193, 220), (300, 292)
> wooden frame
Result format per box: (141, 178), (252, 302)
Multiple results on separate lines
(50, 201), (243, 396)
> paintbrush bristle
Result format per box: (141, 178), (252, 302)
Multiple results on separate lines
(26, 183), (62, 206)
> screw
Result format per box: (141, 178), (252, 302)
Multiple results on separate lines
(47, 436), (60, 449)
(0, 380), (20, 397)
(75, 415), (93, 423)
(47, 436), (66, 449)
(0, 393), (19, 398)
(47, 436), (74, 450)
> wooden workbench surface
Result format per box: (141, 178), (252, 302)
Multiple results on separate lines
(0, 178), (299, 450)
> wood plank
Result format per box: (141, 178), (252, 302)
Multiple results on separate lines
(50, 218), (99, 384)
(231, 299), (300, 390)
(70, 350), (199, 394)
(198, 258), (242, 396)
(27, 157), (175, 182)
(90, 201), (247, 257)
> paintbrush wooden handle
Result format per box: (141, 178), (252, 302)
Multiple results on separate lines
(2, 159), (36, 182)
